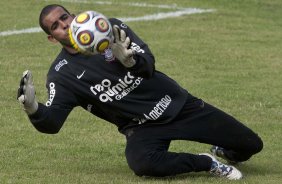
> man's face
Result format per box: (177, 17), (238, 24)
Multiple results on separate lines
(43, 7), (74, 47)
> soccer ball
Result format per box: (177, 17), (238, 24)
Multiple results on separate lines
(68, 11), (113, 55)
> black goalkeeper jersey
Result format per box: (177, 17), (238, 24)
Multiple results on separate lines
(29, 18), (189, 134)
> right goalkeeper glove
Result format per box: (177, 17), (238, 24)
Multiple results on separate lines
(17, 70), (38, 115)
(111, 25), (136, 68)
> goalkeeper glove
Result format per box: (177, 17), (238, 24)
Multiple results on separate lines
(17, 70), (38, 115)
(111, 25), (136, 68)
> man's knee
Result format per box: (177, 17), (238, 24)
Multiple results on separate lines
(126, 150), (165, 177)
(239, 132), (263, 154)
(236, 133), (263, 161)
(250, 134), (263, 154)
(126, 152), (152, 176)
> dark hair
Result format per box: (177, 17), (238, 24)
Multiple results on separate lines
(39, 4), (71, 35)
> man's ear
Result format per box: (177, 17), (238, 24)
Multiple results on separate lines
(47, 35), (58, 44)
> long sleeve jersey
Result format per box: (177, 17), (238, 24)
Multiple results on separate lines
(29, 18), (189, 134)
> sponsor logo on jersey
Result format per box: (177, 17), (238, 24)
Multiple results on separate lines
(46, 82), (56, 106)
(77, 70), (86, 79)
(120, 23), (128, 29)
(131, 42), (145, 53)
(132, 117), (147, 125)
(143, 95), (172, 121)
(90, 72), (143, 102)
(55, 59), (68, 71)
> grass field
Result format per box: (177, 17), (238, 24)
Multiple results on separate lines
(1, 0), (282, 183)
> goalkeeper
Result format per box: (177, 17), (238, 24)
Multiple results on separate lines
(17, 4), (263, 180)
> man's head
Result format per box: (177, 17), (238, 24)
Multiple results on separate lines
(39, 4), (71, 35)
(39, 4), (75, 49)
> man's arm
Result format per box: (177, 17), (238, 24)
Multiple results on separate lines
(28, 103), (73, 134)
(17, 70), (76, 134)
(110, 18), (155, 79)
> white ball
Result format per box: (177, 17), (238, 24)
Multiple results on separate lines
(69, 11), (113, 55)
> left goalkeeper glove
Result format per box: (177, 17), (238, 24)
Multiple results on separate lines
(111, 25), (136, 68)
(17, 70), (38, 115)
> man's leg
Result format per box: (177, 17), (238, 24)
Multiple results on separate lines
(124, 126), (212, 177)
(169, 98), (263, 162)
(124, 121), (242, 179)
(124, 97), (262, 177)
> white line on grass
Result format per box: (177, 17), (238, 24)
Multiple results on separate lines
(49, 0), (180, 9)
(0, 27), (42, 36)
(0, 1), (215, 37)
(120, 8), (214, 22)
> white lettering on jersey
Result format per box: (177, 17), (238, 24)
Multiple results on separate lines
(132, 117), (147, 125)
(90, 72), (143, 102)
(46, 82), (56, 106)
(55, 59), (68, 71)
(120, 23), (128, 29)
(143, 95), (172, 121)
(131, 42), (145, 53)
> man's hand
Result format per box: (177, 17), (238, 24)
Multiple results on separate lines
(111, 25), (136, 68)
(17, 70), (38, 115)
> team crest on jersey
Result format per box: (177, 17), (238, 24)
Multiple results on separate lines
(103, 48), (115, 62)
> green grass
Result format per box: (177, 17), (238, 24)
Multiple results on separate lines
(1, 0), (282, 183)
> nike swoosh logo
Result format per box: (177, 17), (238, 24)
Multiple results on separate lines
(77, 70), (86, 79)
